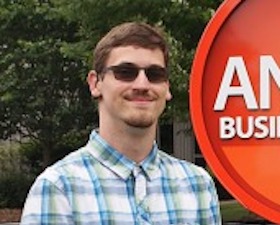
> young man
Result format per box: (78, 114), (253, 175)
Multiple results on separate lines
(20, 22), (221, 225)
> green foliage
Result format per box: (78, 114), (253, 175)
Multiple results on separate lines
(18, 141), (42, 175)
(0, 172), (34, 208)
(0, 0), (222, 168)
(0, 143), (35, 208)
(0, 0), (98, 168)
(20, 128), (91, 169)
(53, 0), (221, 121)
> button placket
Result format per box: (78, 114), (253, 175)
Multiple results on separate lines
(133, 166), (147, 204)
(133, 166), (153, 225)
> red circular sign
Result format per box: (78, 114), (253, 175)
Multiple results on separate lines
(190, 0), (280, 223)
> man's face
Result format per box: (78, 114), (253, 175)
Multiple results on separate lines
(89, 45), (172, 129)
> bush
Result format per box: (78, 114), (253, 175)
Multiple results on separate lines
(0, 172), (34, 208)
(19, 141), (43, 175)
(0, 143), (36, 208)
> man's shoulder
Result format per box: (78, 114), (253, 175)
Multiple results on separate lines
(36, 146), (92, 186)
(158, 150), (212, 181)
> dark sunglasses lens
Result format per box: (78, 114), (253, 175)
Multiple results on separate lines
(146, 67), (167, 83)
(108, 64), (167, 83)
(112, 66), (138, 81)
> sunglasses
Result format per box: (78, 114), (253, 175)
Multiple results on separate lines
(102, 63), (168, 83)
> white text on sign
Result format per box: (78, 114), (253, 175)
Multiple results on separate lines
(214, 55), (280, 139)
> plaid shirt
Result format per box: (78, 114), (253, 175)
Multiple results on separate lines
(21, 130), (221, 225)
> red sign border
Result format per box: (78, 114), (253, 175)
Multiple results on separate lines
(189, 0), (280, 222)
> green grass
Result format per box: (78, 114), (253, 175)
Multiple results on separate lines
(221, 200), (261, 222)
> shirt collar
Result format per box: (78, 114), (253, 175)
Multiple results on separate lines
(86, 130), (161, 180)
(140, 144), (161, 180)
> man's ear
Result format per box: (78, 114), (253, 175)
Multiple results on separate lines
(165, 81), (172, 101)
(87, 70), (101, 98)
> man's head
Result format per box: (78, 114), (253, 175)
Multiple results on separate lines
(93, 22), (169, 74)
(88, 22), (171, 130)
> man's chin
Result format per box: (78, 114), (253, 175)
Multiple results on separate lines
(125, 118), (155, 128)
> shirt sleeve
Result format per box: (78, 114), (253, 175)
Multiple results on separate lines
(197, 167), (222, 225)
(207, 176), (222, 225)
(20, 177), (74, 225)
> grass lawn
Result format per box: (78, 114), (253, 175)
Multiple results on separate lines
(221, 200), (266, 222)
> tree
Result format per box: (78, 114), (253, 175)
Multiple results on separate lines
(54, 0), (222, 121)
(0, 0), (98, 168)
(0, 0), (222, 169)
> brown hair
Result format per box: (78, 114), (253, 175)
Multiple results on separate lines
(93, 22), (169, 74)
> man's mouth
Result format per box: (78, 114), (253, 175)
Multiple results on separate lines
(124, 94), (155, 102)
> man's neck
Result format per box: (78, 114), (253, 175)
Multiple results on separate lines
(99, 124), (156, 163)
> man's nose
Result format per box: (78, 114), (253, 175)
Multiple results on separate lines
(132, 69), (150, 88)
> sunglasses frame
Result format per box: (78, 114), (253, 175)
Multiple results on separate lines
(101, 63), (168, 83)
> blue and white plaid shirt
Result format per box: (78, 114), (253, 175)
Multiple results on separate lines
(21, 130), (221, 225)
